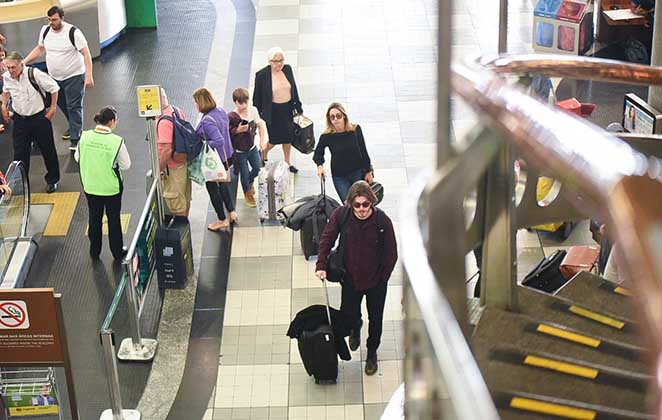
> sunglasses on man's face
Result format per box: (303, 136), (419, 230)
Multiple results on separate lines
(352, 201), (371, 209)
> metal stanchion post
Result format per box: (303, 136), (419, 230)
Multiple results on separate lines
(99, 330), (141, 420)
(117, 265), (157, 361)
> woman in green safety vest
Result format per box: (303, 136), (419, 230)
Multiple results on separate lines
(75, 106), (131, 260)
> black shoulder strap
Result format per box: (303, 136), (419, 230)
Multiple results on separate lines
(375, 208), (385, 266)
(335, 206), (351, 254)
(27, 67), (47, 106)
(69, 26), (77, 48)
(41, 26), (77, 48)
(42, 26), (50, 42)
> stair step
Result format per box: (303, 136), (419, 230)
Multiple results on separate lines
(472, 307), (646, 373)
(555, 271), (631, 319)
(474, 345), (648, 412)
(493, 390), (653, 420)
(518, 286), (637, 344)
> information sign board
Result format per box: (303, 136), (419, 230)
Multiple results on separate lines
(136, 85), (162, 118)
(0, 289), (64, 364)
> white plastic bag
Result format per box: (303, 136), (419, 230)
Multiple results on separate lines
(201, 144), (229, 182)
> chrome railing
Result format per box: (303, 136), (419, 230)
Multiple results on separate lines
(403, 54), (662, 419)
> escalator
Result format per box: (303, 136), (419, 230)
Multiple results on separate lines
(400, 53), (662, 420)
(0, 161), (37, 289)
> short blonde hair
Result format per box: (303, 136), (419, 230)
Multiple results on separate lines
(267, 46), (285, 62)
(323, 102), (356, 134)
(193, 88), (217, 113)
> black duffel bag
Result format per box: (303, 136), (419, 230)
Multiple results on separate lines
(522, 250), (569, 293)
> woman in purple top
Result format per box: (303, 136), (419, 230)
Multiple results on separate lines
(193, 87), (237, 232)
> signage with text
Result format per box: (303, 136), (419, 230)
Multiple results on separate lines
(0, 289), (64, 364)
(136, 85), (162, 118)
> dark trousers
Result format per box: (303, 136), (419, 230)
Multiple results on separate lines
(86, 192), (124, 258)
(205, 180), (235, 220)
(12, 112), (60, 185)
(340, 280), (388, 355)
(56, 74), (85, 140)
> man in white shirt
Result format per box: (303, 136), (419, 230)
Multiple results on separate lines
(24, 6), (94, 151)
(1, 52), (61, 193)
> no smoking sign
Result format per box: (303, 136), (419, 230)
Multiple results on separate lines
(0, 300), (30, 329)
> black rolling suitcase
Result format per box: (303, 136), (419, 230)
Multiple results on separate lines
(522, 249), (568, 293)
(297, 281), (338, 384)
(300, 178), (332, 259)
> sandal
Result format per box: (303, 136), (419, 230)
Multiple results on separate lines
(208, 220), (230, 231)
(229, 211), (239, 224)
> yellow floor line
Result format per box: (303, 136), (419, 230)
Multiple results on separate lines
(31, 192), (80, 236)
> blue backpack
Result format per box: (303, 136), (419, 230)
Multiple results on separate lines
(157, 108), (203, 160)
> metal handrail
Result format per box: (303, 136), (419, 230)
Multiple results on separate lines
(450, 54), (662, 416)
(482, 54), (662, 85)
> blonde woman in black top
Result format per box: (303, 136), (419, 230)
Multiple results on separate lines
(313, 103), (374, 202)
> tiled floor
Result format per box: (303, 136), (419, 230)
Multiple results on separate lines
(204, 0), (599, 419)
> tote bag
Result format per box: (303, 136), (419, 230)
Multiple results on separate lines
(292, 114), (315, 154)
(202, 143), (230, 182)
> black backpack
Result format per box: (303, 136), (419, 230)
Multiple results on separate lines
(27, 67), (51, 109)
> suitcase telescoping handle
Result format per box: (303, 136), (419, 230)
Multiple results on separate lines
(321, 175), (326, 197)
(322, 278), (332, 327)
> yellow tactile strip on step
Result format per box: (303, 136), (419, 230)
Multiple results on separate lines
(536, 324), (601, 348)
(523, 355), (599, 379)
(568, 305), (625, 329)
(510, 397), (596, 420)
(31, 192), (80, 236)
(85, 214), (131, 236)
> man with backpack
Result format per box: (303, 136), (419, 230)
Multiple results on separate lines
(157, 88), (192, 217)
(1, 51), (60, 193)
(23, 6), (94, 151)
(315, 181), (398, 376)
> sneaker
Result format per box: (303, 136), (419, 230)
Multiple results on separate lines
(365, 353), (378, 376)
(348, 330), (360, 351)
(69, 139), (79, 151)
(46, 183), (58, 194)
(62, 130), (71, 140)
(289, 165), (299, 174)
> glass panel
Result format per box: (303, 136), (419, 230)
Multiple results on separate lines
(0, 163), (28, 279)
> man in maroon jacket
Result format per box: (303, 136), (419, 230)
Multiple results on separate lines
(315, 181), (398, 375)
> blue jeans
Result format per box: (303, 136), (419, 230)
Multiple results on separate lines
(235, 147), (261, 193)
(332, 168), (364, 203)
(56, 74), (85, 140)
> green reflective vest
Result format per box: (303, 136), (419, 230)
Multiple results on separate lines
(79, 130), (124, 196)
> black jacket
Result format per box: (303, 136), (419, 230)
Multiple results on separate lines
(252, 64), (303, 126)
(287, 304), (353, 361)
(279, 194), (341, 231)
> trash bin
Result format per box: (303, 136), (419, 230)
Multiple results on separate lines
(155, 216), (193, 289)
